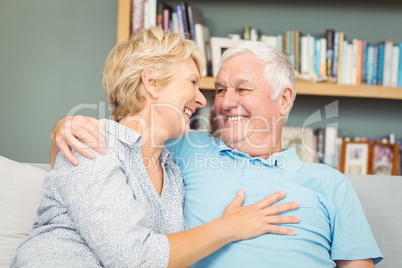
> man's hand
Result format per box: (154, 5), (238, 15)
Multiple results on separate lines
(220, 190), (300, 240)
(50, 115), (107, 168)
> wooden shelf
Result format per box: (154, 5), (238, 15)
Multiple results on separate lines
(200, 76), (402, 100)
(117, 0), (402, 101)
(117, 0), (131, 43)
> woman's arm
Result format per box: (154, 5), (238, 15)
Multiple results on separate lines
(166, 190), (299, 268)
(55, 147), (299, 267)
(335, 259), (375, 268)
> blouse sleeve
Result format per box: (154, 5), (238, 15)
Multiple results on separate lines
(51, 149), (170, 267)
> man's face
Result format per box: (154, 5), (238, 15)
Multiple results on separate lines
(214, 53), (283, 150)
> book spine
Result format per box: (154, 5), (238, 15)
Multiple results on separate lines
(390, 45), (400, 87)
(320, 38), (327, 76)
(308, 35), (315, 75)
(163, 9), (170, 32)
(131, 0), (145, 37)
(187, 5), (196, 40)
(176, 5), (186, 39)
(180, 1), (189, 36)
(355, 40), (363, 85)
(294, 30), (301, 72)
(345, 43), (353, 85)
(382, 41), (394, 87)
(171, 12), (180, 34)
(398, 42), (402, 87)
(366, 45), (374, 85)
(300, 36), (309, 74)
(332, 31), (340, 81)
(361, 40), (368, 84)
(326, 29), (335, 77)
(314, 38), (321, 76)
(373, 45), (378, 85)
(377, 43), (385, 85)
(351, 39), (358, 86)
(148, 0), (157, 27)
(143, 0), (150, 29)
(286, 30), (291, 57)
(261, 35), (278, 48)
(288, 30), (295, 67)
(282, 33), (287, 55)
(340, 40), (348, 85)
(156, 2), (164, 27)
(337, 32), (344, 84)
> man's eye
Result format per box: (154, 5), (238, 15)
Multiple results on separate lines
(216, 89), (226, 96)
(237, 88), (252, 96)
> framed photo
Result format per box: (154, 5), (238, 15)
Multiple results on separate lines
(210, 37), (245, 77)
(340, 141), (370, 175)
(370, 142), (399, 175)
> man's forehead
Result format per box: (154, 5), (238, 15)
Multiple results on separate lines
(215, 76), (252, 89)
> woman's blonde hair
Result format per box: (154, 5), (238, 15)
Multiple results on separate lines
(103, 26), (205, 120)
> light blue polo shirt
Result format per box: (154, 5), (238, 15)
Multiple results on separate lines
(166, 130), (383, 267)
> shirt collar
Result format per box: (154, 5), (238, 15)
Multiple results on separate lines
(102, 119), (142, 147)
(101, 119), (172, 163)
(218, 141), (303, 172)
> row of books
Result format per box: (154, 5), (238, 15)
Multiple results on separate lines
(130, 0), (211, 76)
(282, 127), (401, 176)
(259, 29), (402, 88)
(131, 0), (201, 39)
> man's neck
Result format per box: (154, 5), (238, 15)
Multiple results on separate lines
(226, 141), (283, 159)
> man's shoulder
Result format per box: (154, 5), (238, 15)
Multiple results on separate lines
(166, 130), (219, 152)
(299, 162), (348, 186)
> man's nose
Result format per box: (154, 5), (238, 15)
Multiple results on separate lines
(221, 90), (240, 109)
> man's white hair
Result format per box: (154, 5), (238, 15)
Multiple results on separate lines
(220, 41), (296, 101)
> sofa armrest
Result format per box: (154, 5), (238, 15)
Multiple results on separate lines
(346, 174), (402, 268)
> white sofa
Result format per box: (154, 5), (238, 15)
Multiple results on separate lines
(1, 155), (401, 267)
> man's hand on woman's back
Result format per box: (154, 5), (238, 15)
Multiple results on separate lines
(50, 116), (107, 168)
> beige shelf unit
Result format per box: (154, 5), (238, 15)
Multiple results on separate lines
(117, 0), (402, 101)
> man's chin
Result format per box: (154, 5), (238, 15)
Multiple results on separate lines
(220, 132), (247, 146)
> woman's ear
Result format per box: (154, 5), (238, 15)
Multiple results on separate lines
(141, 68), (158, 99)
(279, 86), (295, 116)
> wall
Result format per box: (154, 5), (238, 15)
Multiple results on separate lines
(1, 0), (401, 163)
(0, 0), (115, 163)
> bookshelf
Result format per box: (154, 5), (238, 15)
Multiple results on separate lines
(116, 0), (402, 101)
(200, 77), (402, 100)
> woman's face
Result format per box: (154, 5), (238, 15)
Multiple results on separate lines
(155, 58), (207, 138)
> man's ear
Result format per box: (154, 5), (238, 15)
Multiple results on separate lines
(279, 86), (295, 116)
(141, 68), (158, 99)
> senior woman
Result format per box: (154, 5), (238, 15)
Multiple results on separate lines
(12, 27), (299, 267)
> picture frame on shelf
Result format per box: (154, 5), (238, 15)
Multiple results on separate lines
(210, 37), (244, 77)
(370, 142), (399, 175)
(340, 141), (370, 175)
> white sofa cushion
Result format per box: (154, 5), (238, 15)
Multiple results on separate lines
(347, 174), (402, 268)
(0, 155), (48, 267)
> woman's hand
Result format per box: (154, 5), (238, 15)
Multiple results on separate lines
(166, 190), (299, 268)
(219, 189), (300, 240)
(50, 115), (107, 168)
